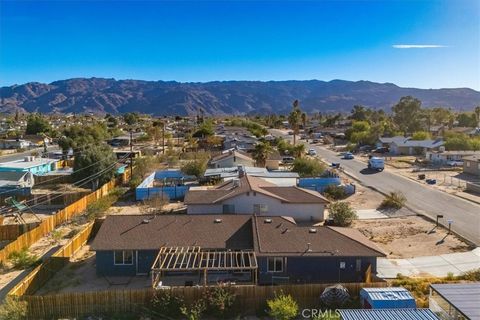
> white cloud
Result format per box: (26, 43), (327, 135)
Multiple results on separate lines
(392, 44), (447, 49)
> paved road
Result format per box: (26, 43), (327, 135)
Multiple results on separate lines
(0, 146), (60, 163)
(270, 129), (480, 246)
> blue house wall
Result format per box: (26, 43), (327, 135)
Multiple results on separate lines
(0, 162), (57, 175)
(257, 256), (377, 284)
(96, 250), (158, 276)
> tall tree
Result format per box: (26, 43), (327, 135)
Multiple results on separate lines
(301, 112), (307, 129)
(252, 142), (273, 167)
(475, 106), (480, 127)
(288, 100), (302, 145)
(72, 144), (117, 190)
(392, 96), (423, 135)
(25, 114), (51, 135)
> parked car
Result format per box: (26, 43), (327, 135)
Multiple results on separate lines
(343, 152), (354, 160)
(282, 156), (295, 164)
(372, 147), (389, 154)
(312, 139), (320, 144)
(287, 131), (294, 135)
(308, 149), (317, 156)
(446, 160), (463, 167)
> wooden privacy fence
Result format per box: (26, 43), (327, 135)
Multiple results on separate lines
(0, 222), (39, 241)
(0, 168), (130, 263)
(8, 221), (96, 296)
(21, 282), (388, 319)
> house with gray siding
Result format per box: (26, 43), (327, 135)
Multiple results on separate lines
(208, 150), (255, 168)
(463, 155), (480, 176)
(90, 215), (385, 285)
(185, 174), (329, 222)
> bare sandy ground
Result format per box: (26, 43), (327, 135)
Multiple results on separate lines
(354, 216), (473, 259)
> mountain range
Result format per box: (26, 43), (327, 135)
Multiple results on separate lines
(1, 78), (479, 115)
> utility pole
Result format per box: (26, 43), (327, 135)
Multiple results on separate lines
(162, 121), (165, 154)
(130, 129), (133, 176)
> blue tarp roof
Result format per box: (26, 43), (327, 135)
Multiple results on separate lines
(360, 288), (416, 309)
(338, 309), (438, 320)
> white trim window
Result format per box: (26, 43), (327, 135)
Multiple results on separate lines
(114, 250), (134, 265)
(267, 257), (283, 273)
(253, 204), (268, 215)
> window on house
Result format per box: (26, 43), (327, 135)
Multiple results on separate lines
(339, 261), (346, 269)
(114, 250), (134, 265)
(467, 162), (471, 167)
(222, 204), (235, 214)
(253, 204), (268, 214)
(355, 259), (362, 272)
(267, 257), (283, 272)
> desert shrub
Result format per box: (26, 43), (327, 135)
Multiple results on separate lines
(328, 202), (357, 227)
(323, 185), (347, 200)
(267, 291), (298, 320)
(180, 300), (206, 320)
(379, 191), (406, 209)
(8, 247), (40, 270)
(150, 290), (184, 318)
(0, 296), (27, 320)
(85, 188), (124, 220)
(203, 285), (237, 317)
(458, 268), (480, 281)
(50, 230), (63, 244)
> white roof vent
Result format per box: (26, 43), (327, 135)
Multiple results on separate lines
(142, 219), (150, 224)
(214, 218), (222, 223)
(264, 218), (272, 224)
(309, 228), (317, 233)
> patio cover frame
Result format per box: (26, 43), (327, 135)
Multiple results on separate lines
(151, 246), (258, 287)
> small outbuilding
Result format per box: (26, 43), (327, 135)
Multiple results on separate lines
(360, 287), (416, 309)
(338, 309), (439, 320)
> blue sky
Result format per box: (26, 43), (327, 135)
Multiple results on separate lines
(0, 0), (479, 89)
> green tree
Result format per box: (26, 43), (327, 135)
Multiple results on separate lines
(288, 100), (302, 145)
(181, 159), (207, 178)
(123, 112), (139, 125)
(292, 158), (326, 177)
(392, 96), (423, 135)
(350, 105), (368, 121)
(301, 112), (307, 129)
(193, 120), (215, 138)
(25, 114), (51, 135)
(0, 296), (27, 320)
(328, 202), (357, 227)
(72, 144), (117, 189)
(475, 106), (480, 127)
(291, 143), (306, 158)
(252, 142), (273, 167)
(411, 131), (431, 140)
(457, 112), (477, 127)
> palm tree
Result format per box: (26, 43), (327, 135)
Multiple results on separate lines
(292, 144), (306, 159)
(288, 100), (302, 145)
(252, 142), (273, 167)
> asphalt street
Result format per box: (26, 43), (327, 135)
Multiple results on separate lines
(0, 146), (60, 163)
(271, 129), (480, 246)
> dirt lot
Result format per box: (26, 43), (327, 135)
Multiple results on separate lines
(354, 216), (474, 259)
(343, 183), (385, 210)
(36, 245), (151, 295)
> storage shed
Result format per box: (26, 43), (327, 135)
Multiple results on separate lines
(360, 287), (416, 309)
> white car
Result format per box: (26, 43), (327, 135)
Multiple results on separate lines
(446, 160), (463, 167)
(308, 149), (317, 156)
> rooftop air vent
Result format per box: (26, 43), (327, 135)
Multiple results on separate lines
(264, 218), (272, 224)
(142, 219), (150, 224)
(309, 228), (317, 233)
(214, 218), (222, 223)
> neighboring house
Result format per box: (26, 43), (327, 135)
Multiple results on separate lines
(0, 157), (59, 175)
(0, 139), (31, 149)
(135, 169), (197, 201)
(383, 137), (444, 156)
(223, 135), (258, 151)
(426, 150), (480, 165)
(204, 166), (299, 186)
(0, 171), (34, 195)
(463, 156), (480, 176)
(429, 283), (480, 320)
(209, 150), (255, 168)
(90, 214), (385, 284)
(185, 174), (329, 222)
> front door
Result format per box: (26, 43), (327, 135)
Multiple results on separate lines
(136, 251), (149, 275)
